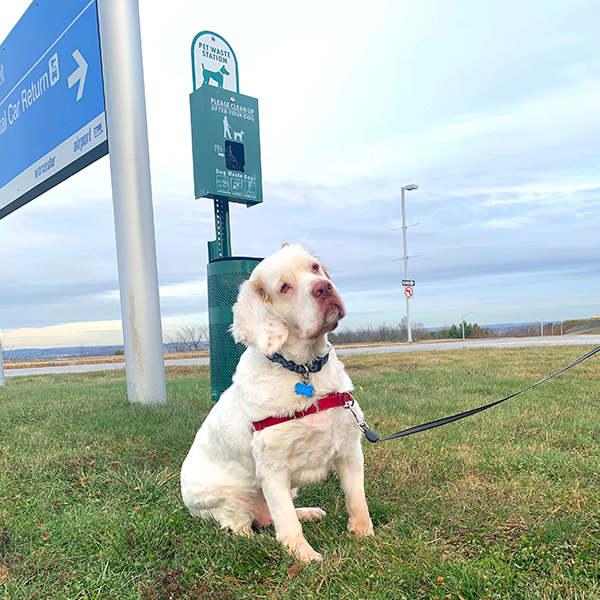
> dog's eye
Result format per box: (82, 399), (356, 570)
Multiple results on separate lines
(280, 283), (290, 294)
(312, 264), (319, 272)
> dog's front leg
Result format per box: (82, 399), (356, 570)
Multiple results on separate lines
(259, 468), (323, 562)
(334, 444), (374, 537)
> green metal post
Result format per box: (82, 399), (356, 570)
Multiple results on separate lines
(208, 196), (232, 261)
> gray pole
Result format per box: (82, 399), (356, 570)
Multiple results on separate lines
(97, 0), (167, 404)
(401, 186), (411, 342)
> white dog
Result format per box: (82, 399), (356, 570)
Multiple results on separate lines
(181, 244), (373, 562)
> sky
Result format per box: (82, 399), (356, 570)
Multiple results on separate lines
(1, 0), (599, 349)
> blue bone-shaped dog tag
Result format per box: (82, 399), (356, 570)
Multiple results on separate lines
(295, 383), (314, 398)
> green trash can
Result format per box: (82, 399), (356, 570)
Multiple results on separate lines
(207, 256), (262, 402)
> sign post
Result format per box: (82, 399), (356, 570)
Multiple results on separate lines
(97, 0), (167, 404)
(1, 0), (167, 404)
(189, 31), (263, 401)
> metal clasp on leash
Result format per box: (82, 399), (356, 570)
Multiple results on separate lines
(344, 394), (380, 443)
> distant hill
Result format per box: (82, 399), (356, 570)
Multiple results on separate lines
(431, 318), (600, 335)
(483, 321), (539, 331)
(5, 342), (209, 361)
(6, 345), (126, 361)
(429, 321), (539, 333)
(562, 317), (600, 335)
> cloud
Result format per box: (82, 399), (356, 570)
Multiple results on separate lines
(5, 319), (123, 348)
(1, 0), (599, 348)
(481, 216), (537, 229)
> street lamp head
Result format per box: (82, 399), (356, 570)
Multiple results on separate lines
(404, 184), (419, 191)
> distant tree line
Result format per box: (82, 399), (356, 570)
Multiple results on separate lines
(436, 322), (491, 339)
(330, 319), (579, 344)
(329, 317), (431, 344)
(330, 319), (496, 343)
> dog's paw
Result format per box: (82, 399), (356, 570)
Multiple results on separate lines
(226, 524), (253, 537)
(289, 540), (323, 563)
(347, 518), (374, 538)
(295, 507), (326, 522)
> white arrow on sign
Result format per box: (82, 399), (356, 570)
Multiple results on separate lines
(68, 49), (88, 101)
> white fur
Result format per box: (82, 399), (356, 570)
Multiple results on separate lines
(181, 245), (373, 562)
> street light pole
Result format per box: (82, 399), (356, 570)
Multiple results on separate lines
(401, 184), (418, 342)
(461, 311), (476, 340)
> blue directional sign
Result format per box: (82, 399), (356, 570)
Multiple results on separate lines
(0, 0), (107, 220)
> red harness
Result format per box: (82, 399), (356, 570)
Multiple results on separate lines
(252, 392), (353, 432)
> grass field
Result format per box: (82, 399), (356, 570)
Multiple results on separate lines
(1, 346), (600, 599)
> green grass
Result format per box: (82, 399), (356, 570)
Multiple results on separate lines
(1, 346), (600, 599)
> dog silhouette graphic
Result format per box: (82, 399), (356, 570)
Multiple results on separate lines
(202, 63), (230, 88)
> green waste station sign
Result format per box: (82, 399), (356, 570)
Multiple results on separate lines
(189, 30), (264, 401)
(190, 85), (262, 206)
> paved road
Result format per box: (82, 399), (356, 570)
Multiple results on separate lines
(4, 356), (210, 378)
(4, 335), (600, 378)
(336, 335), (600, 356)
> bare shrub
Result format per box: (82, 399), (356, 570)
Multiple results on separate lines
(166, 325), (209, 352)
(0, 335), (15, 361)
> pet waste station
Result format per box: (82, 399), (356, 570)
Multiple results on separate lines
(189, 31), (263, 401)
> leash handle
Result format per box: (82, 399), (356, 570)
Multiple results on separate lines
(360, 344), (600, 443)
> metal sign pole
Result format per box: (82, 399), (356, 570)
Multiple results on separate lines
(213, 196), (232, 258)
(97, 0), (167, 404)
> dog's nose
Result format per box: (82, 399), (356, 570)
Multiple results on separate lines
(312, 280), (333, 299)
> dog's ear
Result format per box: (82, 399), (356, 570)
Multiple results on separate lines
(231, 278), (289, 355)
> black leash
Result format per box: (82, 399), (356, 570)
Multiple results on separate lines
(351, 345), (600, 444)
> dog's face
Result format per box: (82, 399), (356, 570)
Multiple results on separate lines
(232, 244), (346, 354)
(220, 65), (230, 75)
